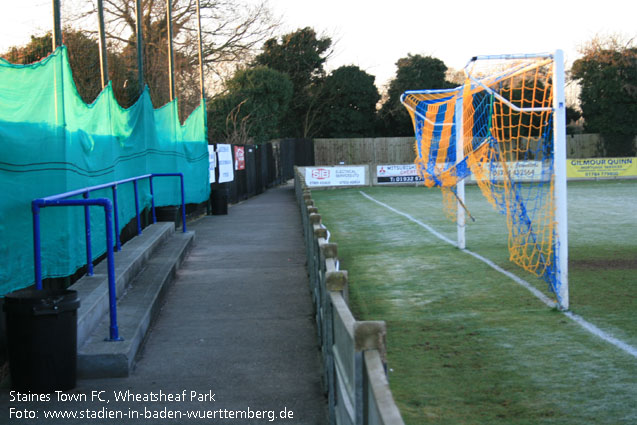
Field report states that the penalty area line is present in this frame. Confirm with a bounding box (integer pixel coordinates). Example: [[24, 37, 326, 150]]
[[358, 190, 637, 360]]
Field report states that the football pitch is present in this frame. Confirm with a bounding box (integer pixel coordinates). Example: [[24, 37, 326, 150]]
[[311, 179, 636, 425]]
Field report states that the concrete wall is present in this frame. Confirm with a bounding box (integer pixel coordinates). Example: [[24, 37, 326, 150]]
[[295, 170, 405, 425]]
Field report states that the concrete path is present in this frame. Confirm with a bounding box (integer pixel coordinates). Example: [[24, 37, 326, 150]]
[[1, 183, 328, 424]]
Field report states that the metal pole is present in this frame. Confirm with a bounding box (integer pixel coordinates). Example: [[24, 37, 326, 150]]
[[83, 192, 94, 276], [180, 174, 187, 233], [96, 0, 110, 88], [111, 185, 121, 251], [149, 176, 157, 223], [133, 180, 142, 235], [166, 0, 176, 101], [135, 0, 144, 93], [195, 0, 205, 100], [552, 49, 569, 311], [51, 0, 65, 127], [52, 0, 62, 50], [455, 89, 466, 250], [103, 201, 122, 341], [32, 203, 43, 290]]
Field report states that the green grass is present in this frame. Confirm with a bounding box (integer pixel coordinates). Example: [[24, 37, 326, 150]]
[[311, 180, 637, 425]]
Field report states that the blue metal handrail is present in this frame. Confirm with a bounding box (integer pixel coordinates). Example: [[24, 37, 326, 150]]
[[32, 173, 187, 341]]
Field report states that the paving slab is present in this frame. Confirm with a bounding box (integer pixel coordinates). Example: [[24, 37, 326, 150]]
[[0, 182, 328, 425]]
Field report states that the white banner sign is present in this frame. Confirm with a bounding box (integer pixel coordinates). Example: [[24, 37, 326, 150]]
[[305, 166, 367, 187], [207, 145, 216, 183], [375, 161, 546, 184], [471, 161, 545, 182], [376, 164, 424, 184], [216, 144, 234, 183]]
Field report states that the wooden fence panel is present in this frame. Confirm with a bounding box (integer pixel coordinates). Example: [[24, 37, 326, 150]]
[[313, 134, 632, 165], [314, 138, 415, 165]]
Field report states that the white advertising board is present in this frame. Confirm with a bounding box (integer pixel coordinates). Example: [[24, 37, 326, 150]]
[[217, 144, 234, 183], [470, 161, 545, 182], [375, 161, 546, 185], [207, 145, 216, 183], [376, 164, 424, 184], [304, 166, 367, 187]]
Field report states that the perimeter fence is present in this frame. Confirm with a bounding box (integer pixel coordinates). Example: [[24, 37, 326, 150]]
[[213, 139, 314, 204], [295, 167, 405, 425]]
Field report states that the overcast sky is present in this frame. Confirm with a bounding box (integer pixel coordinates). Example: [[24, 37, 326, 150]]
[[1, 0, 635, 88]]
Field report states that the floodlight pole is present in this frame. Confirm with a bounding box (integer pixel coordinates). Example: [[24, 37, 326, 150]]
[[552, 49, 569, 310], [51, 0, 65, 129], [195, 0, 206, 101], [135, 0, 144, 93], [455, 88, 466, 250], [52, 0, 62, 49], [97, 0, 109, 88], [166, 0, 176, 101]]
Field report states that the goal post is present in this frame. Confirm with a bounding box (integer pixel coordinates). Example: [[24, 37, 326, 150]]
[[552, 49, 569, 310], [455, 90, 466, 250], [401, 50, 569, 310]]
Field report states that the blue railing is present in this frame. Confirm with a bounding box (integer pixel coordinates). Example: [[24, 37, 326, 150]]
[[32, 173, 187, 341]]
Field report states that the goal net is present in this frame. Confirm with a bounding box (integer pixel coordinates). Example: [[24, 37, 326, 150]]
[[401, 52, 569, 310]]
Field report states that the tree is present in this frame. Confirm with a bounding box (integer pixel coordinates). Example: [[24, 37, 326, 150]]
[[114, 18, 198, 112], [378, 54, 451, 136], [69, 0, 279, 114], [207, 66, 293, 144], [566, 106, 582, 124], [566, 105, 583, 134], [253, 27, 332, 137], [315, 65, 380, 138], [86, 0, 277, 69], [571, 35, 637, 156], [1, 30, 137, 106], [2, 34, 52, 65]]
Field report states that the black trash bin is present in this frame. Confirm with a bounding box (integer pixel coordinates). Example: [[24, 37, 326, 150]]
[[3, 288, 80, 393], [211, 185, 229, 215]]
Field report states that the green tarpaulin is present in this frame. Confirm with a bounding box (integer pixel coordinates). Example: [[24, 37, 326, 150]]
[[0, 46, 209, 295]]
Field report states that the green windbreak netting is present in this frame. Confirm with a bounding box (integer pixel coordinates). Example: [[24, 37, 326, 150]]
[[0, 46, 210, 295]]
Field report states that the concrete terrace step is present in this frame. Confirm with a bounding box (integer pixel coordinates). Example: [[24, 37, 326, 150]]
[[77, 230, 194, 378], [71, 222, 175, 349]]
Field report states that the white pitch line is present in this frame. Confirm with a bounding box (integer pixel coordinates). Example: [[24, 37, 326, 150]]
[[359, 190, 637, 359]]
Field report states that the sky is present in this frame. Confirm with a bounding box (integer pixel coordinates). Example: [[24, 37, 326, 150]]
[[267, 0, 636, 87], [1, 0, 635, 89]]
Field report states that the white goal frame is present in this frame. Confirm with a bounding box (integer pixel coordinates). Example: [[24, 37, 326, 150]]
[[410, 50, 569, 311], [455, 50, 569, 310]]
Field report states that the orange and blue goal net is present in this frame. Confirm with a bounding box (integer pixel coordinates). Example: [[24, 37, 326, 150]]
[[402, 54, 568, 309]]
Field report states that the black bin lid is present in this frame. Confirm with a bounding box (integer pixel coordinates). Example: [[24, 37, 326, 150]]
[[3, 288, 80, 316]]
